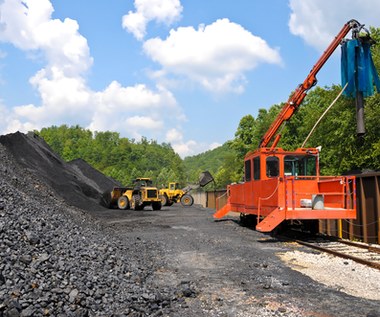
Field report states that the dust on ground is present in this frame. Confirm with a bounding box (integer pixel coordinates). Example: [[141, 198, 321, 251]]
[[278, 249, 380, 301]]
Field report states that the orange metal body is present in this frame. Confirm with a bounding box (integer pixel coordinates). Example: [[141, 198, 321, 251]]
[[214, 20, 362, 232], [214, 148, 356, 232]]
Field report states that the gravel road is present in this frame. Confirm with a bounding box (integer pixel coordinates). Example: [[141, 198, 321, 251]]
[[92, 206, 380, 317], [0, 132, 379, 317]]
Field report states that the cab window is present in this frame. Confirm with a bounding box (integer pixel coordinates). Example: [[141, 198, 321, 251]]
[[253, 157, 260, 180], [284, 155, 317, 176], [266, 157, 279, 177], [244, 160, 252, 181]]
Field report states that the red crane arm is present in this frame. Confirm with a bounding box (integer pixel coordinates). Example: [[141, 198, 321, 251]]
[[259, 19, 362, 148]]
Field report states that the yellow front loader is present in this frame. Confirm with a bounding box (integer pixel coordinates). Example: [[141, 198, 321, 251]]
[[159, 171, 214, 207], [110, 178, 162, 211]]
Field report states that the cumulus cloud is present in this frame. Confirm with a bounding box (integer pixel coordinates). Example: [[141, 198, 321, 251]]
[[165, 128, 197, 158], [0, 0, 92, 75], [0, 0, 93, 130], [122, 0, 183, 40], [289, 0, 380, 51], [165, 128, 221, 158], [0, 0, 186, 151], [88, 83, 180, 139], [143, 18, 282, 93]]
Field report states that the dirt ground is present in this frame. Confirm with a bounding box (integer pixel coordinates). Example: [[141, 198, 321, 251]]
[[92, 206, 380, 317]]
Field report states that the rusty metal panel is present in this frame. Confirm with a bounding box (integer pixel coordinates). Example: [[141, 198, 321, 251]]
[[320, 172, 380, 244], [206, 190, 227, 209]]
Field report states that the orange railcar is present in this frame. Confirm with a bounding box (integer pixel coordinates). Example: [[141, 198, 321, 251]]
[[214, 147, 356, 232]]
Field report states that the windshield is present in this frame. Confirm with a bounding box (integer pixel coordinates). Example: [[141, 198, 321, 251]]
[[284, 155, 317, 176]]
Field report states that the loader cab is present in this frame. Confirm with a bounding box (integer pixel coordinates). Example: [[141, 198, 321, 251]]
[[169, 182, 180, 190], [133, 178, 154, 188]]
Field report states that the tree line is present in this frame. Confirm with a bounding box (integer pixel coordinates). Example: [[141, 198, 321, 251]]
[[38, 125, 185, 188]]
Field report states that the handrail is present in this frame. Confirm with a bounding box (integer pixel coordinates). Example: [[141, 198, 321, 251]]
[[257, 179, 281, 224], [285, 175, 355, 210]]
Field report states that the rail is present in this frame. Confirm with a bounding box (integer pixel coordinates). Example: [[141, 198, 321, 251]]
[[294, 238, 380, 270]]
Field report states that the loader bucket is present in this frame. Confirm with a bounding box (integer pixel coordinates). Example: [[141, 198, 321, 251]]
[[199, 171, 214, 187]]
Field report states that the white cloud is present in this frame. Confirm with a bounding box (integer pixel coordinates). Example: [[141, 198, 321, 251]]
[[143, 18, 282, 93], [165, 128, 220, 158], [209, 142, 222, 150], [165, 128, 197, 157], [0, 0, 189, 156], [126, 116, 163, 129], [122, 0, 183, 40], [87, 83, 182, 142], [0, 0, 93, 130], [289, 0, 380, 51], [97, 81, 177, 111], [165, 128, 181, 143], [0, 0, 92, 75]]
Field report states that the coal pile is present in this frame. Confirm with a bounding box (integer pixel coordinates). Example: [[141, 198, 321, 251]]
[[0, 132, 119, 211], [0, 132, 187, 316], [68, 158, 122, 208]]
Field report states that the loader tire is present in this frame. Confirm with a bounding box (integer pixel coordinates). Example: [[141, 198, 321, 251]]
[[180, 194, 194, 207], [159, 194, 168, 206], [117, 196, 129, 210], [132, 195, 143, 210], [152, 201, 162, 210]]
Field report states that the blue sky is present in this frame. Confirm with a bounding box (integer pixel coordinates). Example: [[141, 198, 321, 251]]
[[0, 0, 379, 157]]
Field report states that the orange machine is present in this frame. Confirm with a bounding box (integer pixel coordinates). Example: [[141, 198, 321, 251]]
[[214, 19, 369, 232]]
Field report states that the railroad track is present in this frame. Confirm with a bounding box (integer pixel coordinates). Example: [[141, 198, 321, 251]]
[[293, 237, 380, 270]]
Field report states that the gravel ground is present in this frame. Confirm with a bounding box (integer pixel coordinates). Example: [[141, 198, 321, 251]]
[[0, 132, 380, 317], [278, 249, 380, 301]]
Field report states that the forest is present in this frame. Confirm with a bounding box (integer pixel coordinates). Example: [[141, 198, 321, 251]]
[[36, 27, 380, 190]]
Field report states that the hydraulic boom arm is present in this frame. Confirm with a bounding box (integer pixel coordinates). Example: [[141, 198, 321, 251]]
[[259, 19, 363, 148]]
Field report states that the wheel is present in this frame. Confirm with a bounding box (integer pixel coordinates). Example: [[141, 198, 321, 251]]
[[302, 220, 319, 235], [132, 194, 143, 210], [240, 213, 257, 227], [152, 202, 162, 210], [159, 194, 168, 206], [180, 194, 194, 207], [117, 196, 129, 210]]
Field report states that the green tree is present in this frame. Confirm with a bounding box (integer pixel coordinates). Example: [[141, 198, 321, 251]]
[[38, 125, 186, 186], [230, 114, 256, 159]]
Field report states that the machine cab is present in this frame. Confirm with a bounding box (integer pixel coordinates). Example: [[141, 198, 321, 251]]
[[244, 147, 319, 181]]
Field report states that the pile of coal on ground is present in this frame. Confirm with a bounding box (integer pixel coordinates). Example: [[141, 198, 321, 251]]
[[0, 132, 120, 211], [0, 135, 195, 316]]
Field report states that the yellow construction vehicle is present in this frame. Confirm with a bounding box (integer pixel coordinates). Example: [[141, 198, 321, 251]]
[[110, 177, 162, 210], [159, 171, 214, 207], [159, 182, 194, 207]]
